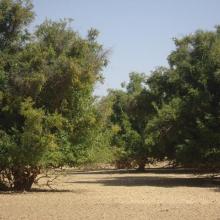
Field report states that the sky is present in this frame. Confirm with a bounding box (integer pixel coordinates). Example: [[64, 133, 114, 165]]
[[32, 0, 220, 96]]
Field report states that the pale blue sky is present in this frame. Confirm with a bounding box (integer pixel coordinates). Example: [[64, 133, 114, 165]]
[[32, 0, 220, 96]]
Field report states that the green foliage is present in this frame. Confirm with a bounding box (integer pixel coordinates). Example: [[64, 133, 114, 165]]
[[145, 27, 220, 168], [0, 0, 34, 50], [105, 73, 154, 170], [105, 27, 220, 170], [1, 0, 220, 191], [0, 0, 109, 190]]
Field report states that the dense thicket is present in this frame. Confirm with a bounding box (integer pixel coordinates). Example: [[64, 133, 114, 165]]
[[1, 0, 219, 191], [146, 28, 220, 168], [100, 73, 155, 170], [106, 27, 220, 170], [0, 0, 111, 190]]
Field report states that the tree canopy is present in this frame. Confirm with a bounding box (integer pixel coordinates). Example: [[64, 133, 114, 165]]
[[0, 0, 220, 191], [106, 27, 220, 170], [0, 0, 110, 190]]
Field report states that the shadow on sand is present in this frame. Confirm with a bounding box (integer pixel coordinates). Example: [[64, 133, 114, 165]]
[[1, 168, 219, 193], [65, 168, 220, 190], [0, 188, 86, 195], [70, 176, 220, 188], [64, 167, 199, 175], [64, 167, 220, 176]]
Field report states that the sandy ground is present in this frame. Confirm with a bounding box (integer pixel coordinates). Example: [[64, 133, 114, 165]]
[[0, 168, 220, 220]]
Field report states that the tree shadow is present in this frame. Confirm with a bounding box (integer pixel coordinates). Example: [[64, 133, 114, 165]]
[[64, 168, 131, 175], [64, 168, 214, 176], [69, 175, 220, 189], [0, 188, 86, 195], [214, 187, 220, 192]]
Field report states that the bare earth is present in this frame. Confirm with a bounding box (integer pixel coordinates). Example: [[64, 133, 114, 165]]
[[0, 168, 220, 220]]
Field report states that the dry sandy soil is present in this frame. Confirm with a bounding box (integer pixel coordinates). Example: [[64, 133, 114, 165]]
[[0, 168, 220, 220]]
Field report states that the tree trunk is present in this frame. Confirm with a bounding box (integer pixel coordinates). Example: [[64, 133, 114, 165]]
[[12, 166, 40, 191], [137, 160, 146, 172]]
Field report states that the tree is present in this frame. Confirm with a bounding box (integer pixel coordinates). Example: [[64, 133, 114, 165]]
[[145, 27, 220, 169], [0, 0, 34, 50], [0, 0, 108, 190], [106, 72, 155, 170], [107, 27, 220, 170]]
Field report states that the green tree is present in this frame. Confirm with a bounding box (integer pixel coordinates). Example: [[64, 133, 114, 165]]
[[145, 27, 220, 168], [0, 0, 108, 190], [106, 72, 155, 170]]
